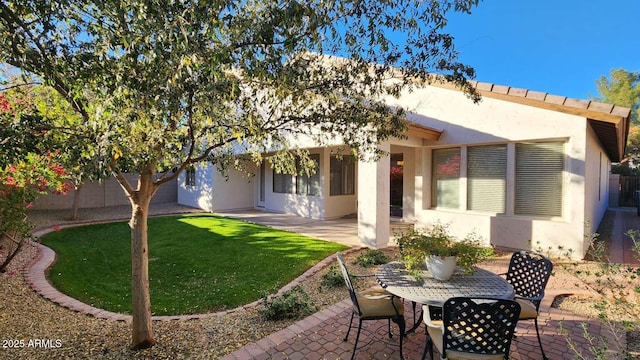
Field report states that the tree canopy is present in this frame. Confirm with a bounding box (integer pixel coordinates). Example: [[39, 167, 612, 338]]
[[0, 0, 481, 349], [594, 69, 640, 173], [594, 68, 639, 124]]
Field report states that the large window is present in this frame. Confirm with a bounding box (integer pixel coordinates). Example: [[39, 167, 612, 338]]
[[273, 154, 320, 195], [515, 142, 564, 216], [330, 156, 355, 196], [467, 145, 507, 213], [432, 148, 460, 209], [430, 141, 566, 217]]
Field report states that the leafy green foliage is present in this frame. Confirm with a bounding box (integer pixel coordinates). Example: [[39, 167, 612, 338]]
[[594, 69, 639, 124], [395, 223, 491, 276], [593, 69, 640, 175], [1, 92, 70, 271], [259, 286, 317, 321], [320, 264, 345, 289], [558, 226, 640, 358], [42, 214, 347, 315], [1, 0, 481, 345], [353, 249, 389, 268]]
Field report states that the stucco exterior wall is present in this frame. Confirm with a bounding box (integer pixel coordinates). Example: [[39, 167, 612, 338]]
[[177, 164, 255, 212], [384, 85, 596, 257], [174, 82, 617, 259], [583, 124, 611, 244], [178, 163, 215, 211]]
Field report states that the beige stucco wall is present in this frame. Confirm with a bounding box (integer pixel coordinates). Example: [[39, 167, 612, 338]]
[[175, 82, 612, 258], [383, 85, 602, 258], [178, 164, 255, 212]]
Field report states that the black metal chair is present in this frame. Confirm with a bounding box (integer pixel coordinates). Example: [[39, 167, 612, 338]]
[[505, 251, 554, 360], [422, 297, 521, 360], [336, 252, 406, 360]]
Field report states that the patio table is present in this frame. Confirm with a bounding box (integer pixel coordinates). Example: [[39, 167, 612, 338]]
[[376, 261, 515, 333], [376, 261, 515, 307]]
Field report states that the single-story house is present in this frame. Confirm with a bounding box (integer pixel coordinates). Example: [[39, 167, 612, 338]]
[[178, 79, 631, 259]]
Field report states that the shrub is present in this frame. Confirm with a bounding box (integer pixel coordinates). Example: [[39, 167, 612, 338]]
[[320, 265, 344, 289], [353, 249, 389, 268], [258, 286, 317, 321], [558, 226, 640, 359], [396, 223, 490, 276]]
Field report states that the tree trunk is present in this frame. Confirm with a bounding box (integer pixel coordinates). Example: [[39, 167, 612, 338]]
[[70, 182, 83, 221], [128, 173, 157, 349]]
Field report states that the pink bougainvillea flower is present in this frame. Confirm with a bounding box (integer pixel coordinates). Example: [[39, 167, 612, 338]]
[[0, 94, 11, 112]]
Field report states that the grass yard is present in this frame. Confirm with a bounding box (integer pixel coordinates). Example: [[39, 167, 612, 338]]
[[42, 214, 348, 315]]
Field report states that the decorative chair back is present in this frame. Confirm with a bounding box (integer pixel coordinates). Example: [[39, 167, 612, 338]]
[[336, 253, 362, 315], [442, 297, 521, 359], [505, 251, 553, 309]]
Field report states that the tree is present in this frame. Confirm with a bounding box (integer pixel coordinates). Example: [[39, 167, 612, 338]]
[[0, 0, 480, 349], [593, 69, 640, 174], [594, 69, 639, 124]]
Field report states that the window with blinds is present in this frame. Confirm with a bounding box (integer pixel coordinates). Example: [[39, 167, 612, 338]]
[[273, 154, 320, 195], [330, 156, 355, 196], [467, 145, 507, 213], [273, 172, 294, 193], [297, 154, 321, 196], [515, 142, 564, 216], [432, 148, 460, 209]]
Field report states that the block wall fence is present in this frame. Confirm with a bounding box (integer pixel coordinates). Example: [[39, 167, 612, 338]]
[[32, 174, 177, 210]]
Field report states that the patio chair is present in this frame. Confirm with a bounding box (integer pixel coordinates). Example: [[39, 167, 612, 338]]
[[422, 297, 521, 360], [336, 253, 406, 360], [504, 251, 554, 360]]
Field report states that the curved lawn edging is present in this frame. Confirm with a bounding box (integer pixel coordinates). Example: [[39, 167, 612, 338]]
[[24, 223, 360, 321]]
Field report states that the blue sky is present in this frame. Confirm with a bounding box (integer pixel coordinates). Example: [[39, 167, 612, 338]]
[[444, 1, 639, 100]]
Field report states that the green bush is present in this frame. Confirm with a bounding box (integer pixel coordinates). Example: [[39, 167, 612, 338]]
[[258, 286, 317, 321], [320, 265, 344, 289], [353, 249, 389, 268]]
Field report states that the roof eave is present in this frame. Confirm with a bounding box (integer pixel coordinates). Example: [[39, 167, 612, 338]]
[[430, 80, 631, 162]]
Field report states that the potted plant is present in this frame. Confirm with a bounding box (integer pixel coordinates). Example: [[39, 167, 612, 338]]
[[395, 222, 492, 280]]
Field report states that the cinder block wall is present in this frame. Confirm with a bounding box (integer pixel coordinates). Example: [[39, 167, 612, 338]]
[[32, 174, 177, 210]]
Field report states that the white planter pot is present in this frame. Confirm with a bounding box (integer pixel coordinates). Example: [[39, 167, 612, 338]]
[[425, 255, 457, 281]]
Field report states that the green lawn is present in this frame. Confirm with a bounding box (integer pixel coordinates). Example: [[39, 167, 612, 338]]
[[42, 214, 348, 315]]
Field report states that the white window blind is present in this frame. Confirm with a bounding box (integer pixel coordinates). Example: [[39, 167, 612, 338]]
[[273, 172, 293, 194], [297, 154, 321, 196], [432, 148, 460, 209], [467, 145, 507, 213], [515, 142, 564, 216]]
